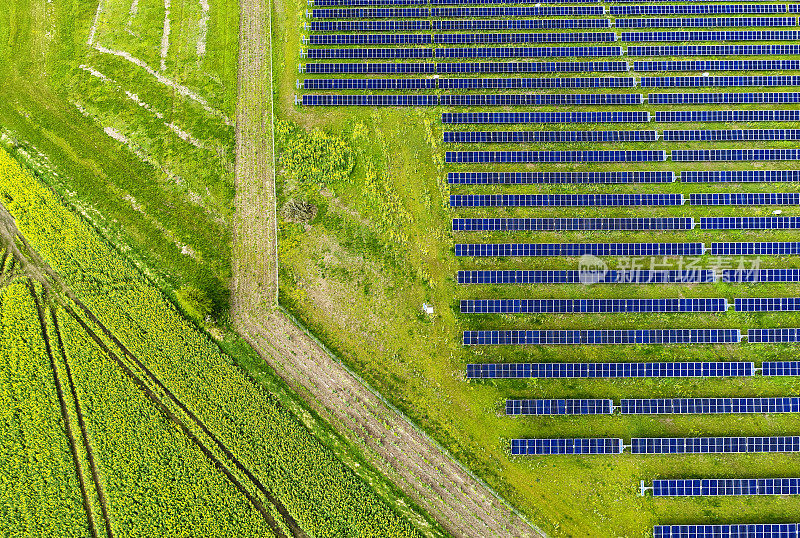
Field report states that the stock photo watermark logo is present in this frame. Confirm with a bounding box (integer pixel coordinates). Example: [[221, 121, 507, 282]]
[[578, 255, 609, 285], [577, 255, 762, 285]]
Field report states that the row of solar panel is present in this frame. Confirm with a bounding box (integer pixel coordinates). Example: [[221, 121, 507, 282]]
[[693, 193, 800, 204], [445, 130, 800, 143], [302, 78, 636, 89], [311, 0, 606, 4], [456, 243, 800, 256], [457, 270, 715, 284], [310, 6, 615, 16], [447, 171, 676, 184], [615, 17, 796, 28], [309, 7, 428, 16], [651, 93, 800, 103], [435, 47, 623, 58], [511, 437, 800, 455], [442, 112, 649, 123], [750, 328, 800, 342], [440, 94, 644, 105], [663, 130, 800, 141], [307, 20, 617, 31], [433, 33, 618, 44], [674, 149, 800, 161], [511, 438, 623, 455], [452, 217, 692, 231], [507, 398, 800, 415], [635, 60, 800, 70], [654, 478, 800, 497], [304, 62, 634, 73], [654, 524, 799, 538], [683, 170, 800, 182], [738, 298, 800, 311], [701, 217, 800, 229], [446, 151, 667, 163], [611, 5, 788, 15], [450, 194, 684, 206], [629, 45, 800, 55], [660, 110, 800, 121], [463, 329, 741, 345], [305, 48, 433, 58], [643, 75, 800, 86], [465, 362, 756, 379], [622, 30, 800, 41], [461, 298, 727, 313]]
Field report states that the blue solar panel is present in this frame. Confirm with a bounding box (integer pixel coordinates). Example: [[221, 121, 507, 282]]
[[461, 298, 726, 313], [308, 20, 430, 31], [763, 362, 800, 376], [632, 437, 800, 454], [682, 170, 800, 182], [435, 61, 629, 73], [695, 192, 800, 204], [623, 31, 800, 42], [511, 438, 622, 455], [435, 46, 623, 58], [307, 34, 431, 45], [431, 6, 603, 16], [433, 33, 617, 44], [303, 79, 437, 90], [445, 130, 655, 143], [439, 77, 635, 89], [663, 129, 800, 141], [440, 94, 643, 106], [306, 48, 433, 59], [448, 171, 674, 184], [443, 112, 648, 123], [611, 5, 786, 15], [453, 217, 691, 230], [310, 7, 429, 17], [304, 63, 435, 74], [711, 243, 800, 255], [654, 524, 800, 538], [635, 60, 800, 71], [447, 151, 666, 163], [737, 298, 800, 312], [312, 0, 427, 6], [456, 243, 703, 257], [303, 95, 438, 106], [750, 329, 800, 343], [463, 329, 739, 345], [432, 0, 602, 3], [630, 45, 800, 56], [457, 269, 714, 284], [434, 19, 612, 30], [653, 479, 800, 497], [621, 398, 800, 414], [642, 75, 800, 88], [702, 217, 800, 229], [723, 269, 800, 283], [450, 194, 683, 207], [466, 362, 754, 379], [673, 149, 800, 161], [616, 17, 796, 28], [506, 399, 613, 415], [658, 110, 800, 122]]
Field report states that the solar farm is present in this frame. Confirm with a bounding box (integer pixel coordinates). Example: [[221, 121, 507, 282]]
[[288, 0, 800, 534]]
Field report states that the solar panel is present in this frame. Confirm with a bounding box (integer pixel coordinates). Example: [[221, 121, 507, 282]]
[[623, 31, 800, 42], [682, 170, 800, 182], [466, 362, 754, 379], [456, 243, 703, 257], [303, 95, 438, 106], [452, 217, 691, 230], [723, 269, 800, 283], [611, 5, 786, 15], [663, 129, 800, 141], [635, 60, 800, 71], [456, 269, 715, 284], [631, 437, 800, 454], [303, 79, 437, 90], [435, 46, 623, 58], [433, 33, 618, 44], [463, 329, 740, 345], [737, 298, 800, 311], [445, 130, 656, 143], [621, 398, 800, 414], [510, 438, 623, 455], [447, 151, 666, 163], [308, 20, 431, 31], [693, 194, 800, 205], [749, 328, 800, 343], [448, 171, 675, 184], [438, 77, 635, 89], [460, 298, 726, 313], [450, 194, 683, 206], [763, 361, 800, 376], [673, 149, 800, 161], [312, 0, 428, 6], [440, 94, 643, 106], [630, 45, 800, 56], [304, 63, 435, 74], [442, 111, 649, 123], [310, 7, 429, 17], [652, 479, 800, 497], [435, 61, 629, 73], [307, 34, 432, 45], [616, 17, 796, 28], [433, 19, 612, 30], [642, 75, 800, 88], [654, 524, 800, 538], [657, 110, 800, 122], [432, 0, 602, 3], [431, 6, 604, 16], [702, 217, 800, 229], [306, 48, 433, 59], [711, 243, 800, 255], [506, 399, 613, 415]]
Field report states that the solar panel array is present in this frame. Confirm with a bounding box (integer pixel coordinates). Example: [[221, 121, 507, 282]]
[[438, 77, 636, 89], [658, 110, 800, 122], [702, 217, 800, 229], [305, 47, 433, 59], [663, 129, 800, 141], [440, 94, 643, 106], [457, 269, 714, 285], [307, 34, 431, 45], [623, 31, 800, 41], [723, 269, 800, 282], [448, 172, 675, 184], [636, 60, 800, 71], [456, 243, 704, 257], [631, 437, 800, 454], [307, 20, 430, 31], [445, 130, 656, 143], [651, 93, 800, 105], [309, 7, 429, 17], [461, 298, 727, 314], [737, 298, 800, 312], [620, 398, 800, 414], [763, 362, 800, 376], [682, 170, 800, 182], [447, 151, 667, 163], [430, 6, 605, 17], [434, 20, 613, 30], [450, 194, 684, 207], [442, 111, 649, 123], [673, 149, 800, 161], [642, 75, 800, 87], [654, 525, 800, 538], [452, 217, 692, 231], [303, 63, 435, 74], [463, 329, 740, 345], [631, 45, 800, 56], [711, 242, 800, 255], [466, 362, 755, 379], [616, 17, 796, 28], [653, 479, 800, 497], [436, 61, 629, 73], [691, 193, 800, 205], [749, 328, 800, 343], [303, 95, 437, 106], [511, 438, 623, 455], [611, 5, 787, 15], [435, 47, 624, 58], [506, 399, 614, 415], [433, 33, 618, 44]]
